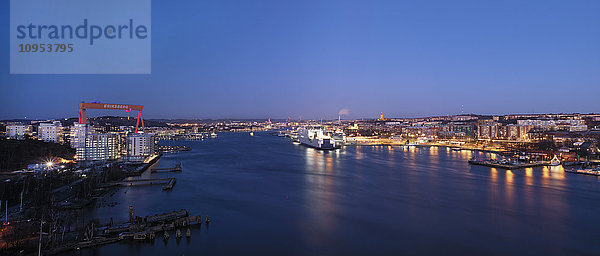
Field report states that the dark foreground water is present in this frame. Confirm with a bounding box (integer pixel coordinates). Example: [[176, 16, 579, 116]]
[[67, 132, 600, 255]]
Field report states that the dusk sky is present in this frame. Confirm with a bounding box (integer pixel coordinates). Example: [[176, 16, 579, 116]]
[[1, 0, 599, 120]]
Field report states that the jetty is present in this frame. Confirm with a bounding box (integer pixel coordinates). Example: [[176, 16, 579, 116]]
[[100, 178, 176, 190], [152, 163, 182, 173], [123, 154, 161, 176], [162, 178, 177, 190], [46, 209, 204, 255]]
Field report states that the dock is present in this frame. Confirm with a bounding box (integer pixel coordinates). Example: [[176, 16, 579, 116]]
[[152, 163, 182, 173], [100, 178, 176, 188], [162, 178, 177, 190], [123, 154, 161, 176], [45, 209, 204, 255]]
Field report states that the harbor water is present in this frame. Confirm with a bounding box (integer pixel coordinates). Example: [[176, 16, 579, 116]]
[[66, 132, 600, 255]]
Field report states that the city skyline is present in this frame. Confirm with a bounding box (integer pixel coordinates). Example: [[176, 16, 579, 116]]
[[2, 0, 600, 119], [3, 0, 600, 255], [2, 111, 600, 123]]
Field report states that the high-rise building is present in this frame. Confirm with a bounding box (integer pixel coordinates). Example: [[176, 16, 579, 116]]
[[70, 123, 88, 148], [82, 133, 121, 161], [71, 122, 122, 162], [126, 133, 156, 162], [38, 121, 62, 143], [6, 124, 32, 140], [70, 123, 88, 160]]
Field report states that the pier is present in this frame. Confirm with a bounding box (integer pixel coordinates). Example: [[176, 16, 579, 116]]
[[100, 178, 176, 188], [152, 163, 182, 173], [44, 209, 204, 255], [123, 154, 161, 176], [162, 178, 177, 190]]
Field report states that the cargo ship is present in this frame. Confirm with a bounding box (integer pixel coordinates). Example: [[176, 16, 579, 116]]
[[298, 127, 341, 150]]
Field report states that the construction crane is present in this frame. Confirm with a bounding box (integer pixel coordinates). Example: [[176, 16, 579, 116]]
[[78, 102, 145, 133]]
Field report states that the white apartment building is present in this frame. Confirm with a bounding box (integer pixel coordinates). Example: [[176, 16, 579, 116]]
[[81, 133, 121, 161], [126, 133, 156, 162], [70, 123, 88, 149], [517, 119, 587, 131], [570, 125, 588, 132], [38, 121, 62, 143], [6, 124, 32, 140]]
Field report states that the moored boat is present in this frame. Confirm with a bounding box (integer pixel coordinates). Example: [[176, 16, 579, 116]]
[[297, 126, 341, 150], [550, 155, 561, 166]]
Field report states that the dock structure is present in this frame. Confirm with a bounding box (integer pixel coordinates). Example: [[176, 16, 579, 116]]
[[99, 178, 176, 191], [162, 178, 177, 190], [145, 209, 188, 223], [152, 163, 182, 173], [100, 178, 173, 187], [47, 209, 204, 254]]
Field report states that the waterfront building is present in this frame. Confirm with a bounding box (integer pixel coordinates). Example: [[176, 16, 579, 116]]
[[6, 124, 32, 140], [70, 122, 122, 162], [38, 121, 62, 143], [70, 123, 88, 148], [126, 133, 157, 162], [477, 123, 500, 140], [503, 124, 533, 141], [402, 126, 431, 138], [448, 123, 476, 138], [82, 133, 121, 161], [517, 119, 586, 131]]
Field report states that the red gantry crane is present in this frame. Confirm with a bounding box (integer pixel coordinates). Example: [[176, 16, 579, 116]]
[[78, 102, 145, 133]]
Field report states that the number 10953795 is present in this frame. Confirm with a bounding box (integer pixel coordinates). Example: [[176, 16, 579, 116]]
[[19, 43, 73, 53]]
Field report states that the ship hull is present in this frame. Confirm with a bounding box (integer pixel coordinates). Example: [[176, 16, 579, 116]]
[[299, 139, 336, 150], [297, 128, 340, 150]]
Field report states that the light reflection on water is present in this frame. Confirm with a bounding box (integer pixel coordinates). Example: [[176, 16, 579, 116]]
[[68, 133, 600, 256], [303, 148, 338, 247], [505, 170, 514, 209], [525, 168, 534, 186]]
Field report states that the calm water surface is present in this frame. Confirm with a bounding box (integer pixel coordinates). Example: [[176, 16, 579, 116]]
[[67, 132, 600, 255]]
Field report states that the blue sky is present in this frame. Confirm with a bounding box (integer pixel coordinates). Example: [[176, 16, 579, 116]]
[[1, 0, 599, 120]]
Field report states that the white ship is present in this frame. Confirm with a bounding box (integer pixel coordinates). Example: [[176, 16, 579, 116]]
[[550, 155, 561, 166], [298, 127, 341, 150]]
